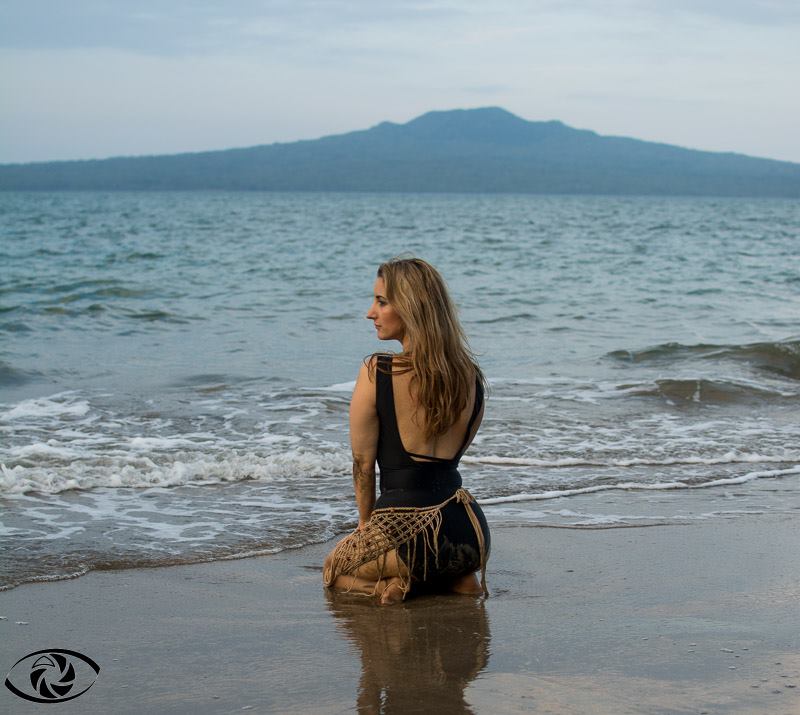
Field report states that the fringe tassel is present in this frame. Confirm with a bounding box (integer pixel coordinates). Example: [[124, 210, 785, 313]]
[[323, 487, 488, 598], [455, 489, 489, 597]]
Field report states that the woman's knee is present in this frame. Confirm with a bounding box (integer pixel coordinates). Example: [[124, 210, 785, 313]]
[[322, 550, 335, 579]]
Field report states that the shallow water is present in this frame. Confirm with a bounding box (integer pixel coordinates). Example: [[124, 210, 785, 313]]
[[1, 191, 799, 589]]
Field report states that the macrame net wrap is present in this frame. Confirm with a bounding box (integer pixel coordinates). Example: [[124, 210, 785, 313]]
[[323, 487, 488, 599]]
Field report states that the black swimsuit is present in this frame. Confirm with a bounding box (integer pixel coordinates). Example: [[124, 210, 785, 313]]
[[373, 355, 491, 589]]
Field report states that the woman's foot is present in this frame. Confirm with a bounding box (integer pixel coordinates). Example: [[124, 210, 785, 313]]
[[378, 577, 405, 605], [450, 572, 484, 595]]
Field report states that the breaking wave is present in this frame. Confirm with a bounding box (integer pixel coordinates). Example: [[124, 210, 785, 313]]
[[608, 338, 800, 380]]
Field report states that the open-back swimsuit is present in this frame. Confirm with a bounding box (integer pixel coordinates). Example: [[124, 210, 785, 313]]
[[374, 355, 490, 590], [323, 355, 491, 597]]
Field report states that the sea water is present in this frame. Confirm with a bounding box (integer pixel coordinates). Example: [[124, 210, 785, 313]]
[[1, 191, 799, 589]]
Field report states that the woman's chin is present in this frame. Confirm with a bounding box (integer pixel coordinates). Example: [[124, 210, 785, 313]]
[[376, 330, 403, 343]]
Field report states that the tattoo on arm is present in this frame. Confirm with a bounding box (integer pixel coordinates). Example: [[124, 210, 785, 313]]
[[353, 459, 375, 485], [352, 457, 376, 525]]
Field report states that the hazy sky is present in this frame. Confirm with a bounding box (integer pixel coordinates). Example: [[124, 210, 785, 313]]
[[2, 1, 799, 163]]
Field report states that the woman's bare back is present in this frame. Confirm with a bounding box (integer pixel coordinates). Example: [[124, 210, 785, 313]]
[[390, 370, 482, 462]]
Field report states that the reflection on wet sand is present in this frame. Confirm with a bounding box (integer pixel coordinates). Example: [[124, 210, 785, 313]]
[[326, 592, 491, 714]]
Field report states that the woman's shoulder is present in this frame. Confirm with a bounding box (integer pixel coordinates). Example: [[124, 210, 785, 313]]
[[364, 351, 395, 368], [358, 352, 392, 384]]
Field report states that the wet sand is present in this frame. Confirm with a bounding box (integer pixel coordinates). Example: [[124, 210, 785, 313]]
[[1, 516, 799, 714]]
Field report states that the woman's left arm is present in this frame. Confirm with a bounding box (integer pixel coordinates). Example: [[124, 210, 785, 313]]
[[349, 360, 379, 529]]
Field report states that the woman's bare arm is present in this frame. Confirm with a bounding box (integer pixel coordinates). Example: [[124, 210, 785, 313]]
[[349, 360, 379, 528]]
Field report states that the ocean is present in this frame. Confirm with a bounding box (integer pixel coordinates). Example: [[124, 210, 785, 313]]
[[1, 191, 799, 591]]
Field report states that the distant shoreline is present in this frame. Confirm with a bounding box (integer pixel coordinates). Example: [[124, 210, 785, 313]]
[[2, 188, 800, 200]]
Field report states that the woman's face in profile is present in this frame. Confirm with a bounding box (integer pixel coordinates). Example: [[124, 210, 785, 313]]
[[367, 277, 405, 344]]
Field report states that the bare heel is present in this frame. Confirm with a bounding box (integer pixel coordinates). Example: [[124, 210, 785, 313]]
[[450, 572, 484, 595], [379, 577, 405, 605]]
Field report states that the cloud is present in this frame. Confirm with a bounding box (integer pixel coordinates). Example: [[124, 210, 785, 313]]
[[460, 84, 511, 95], [531, 0, 800, 27], [640, 0, 800, 26], [0, 1, 468, 55], [1, 0, 799, 162]]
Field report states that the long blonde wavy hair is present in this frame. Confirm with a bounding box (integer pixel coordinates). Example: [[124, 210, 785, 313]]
[[373, 257, 486, 439]]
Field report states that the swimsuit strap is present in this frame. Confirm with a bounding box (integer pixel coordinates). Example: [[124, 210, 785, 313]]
[[376, 354, 406, 461], [456, 376, 484, 457]]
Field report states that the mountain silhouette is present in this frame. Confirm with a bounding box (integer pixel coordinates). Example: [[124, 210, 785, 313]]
[[2, 107, 798, 196]]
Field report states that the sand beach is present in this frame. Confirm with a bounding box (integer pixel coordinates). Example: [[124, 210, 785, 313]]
[[2, 515, 798, 714]]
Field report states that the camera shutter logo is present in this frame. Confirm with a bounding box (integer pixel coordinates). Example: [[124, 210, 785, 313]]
[[4, 649, 100, 704]]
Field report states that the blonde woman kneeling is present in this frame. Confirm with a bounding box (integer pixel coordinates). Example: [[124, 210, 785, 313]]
[[323, 257, 490, 605]]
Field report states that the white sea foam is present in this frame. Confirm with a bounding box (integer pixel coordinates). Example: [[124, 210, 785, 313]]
[[480, 464, 800, 505], [462, 451, 800, 469], [0, 566, 91, 591], [1, 394, 91, 421], [8, 442, 86, 460], [0, 447, 352, 495], [255, 433, 301, 445], [127, 436, 209, 450], [320, 380, 356, 392], [487, 507, 771, 528]]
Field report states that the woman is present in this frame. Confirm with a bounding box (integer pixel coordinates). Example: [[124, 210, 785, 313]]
[[323, 257, 490, 605]]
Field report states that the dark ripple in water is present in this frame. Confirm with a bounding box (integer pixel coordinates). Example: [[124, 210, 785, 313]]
[[618, 378, 797, 404], [609, 339, 800, 380], [0, 361, 40, 386]]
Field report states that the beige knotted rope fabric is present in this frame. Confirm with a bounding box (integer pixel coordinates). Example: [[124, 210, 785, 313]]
[[323, 487, 488, 598]]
